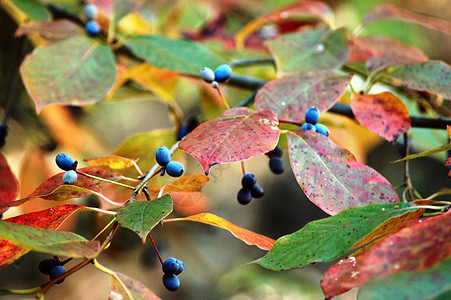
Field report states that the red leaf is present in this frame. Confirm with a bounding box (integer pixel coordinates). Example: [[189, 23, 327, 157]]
[[0, 205, 84, 267], [0, 154, 19, 213], [321, 211, 451, 298], [350, 92, 411, 142], [445, 157, 451, 178], [179, 107, 280, 174]]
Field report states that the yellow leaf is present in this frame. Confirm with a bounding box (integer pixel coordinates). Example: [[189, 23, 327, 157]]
[[84, 155, 138, 170], [117, 13, 153, 35]]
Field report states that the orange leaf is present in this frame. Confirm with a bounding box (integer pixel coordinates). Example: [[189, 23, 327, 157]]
[[150, 174, 209, 194], [0, 154, 19, 213], [84, 155, 138, 170]]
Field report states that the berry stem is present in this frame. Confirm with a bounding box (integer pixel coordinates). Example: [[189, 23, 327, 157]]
[[215, 85, 231, 110], [402, 133, 415, 202], [76, 170, 136, 190], [240, 161, 246, 176], [148, 233, 164, 265]]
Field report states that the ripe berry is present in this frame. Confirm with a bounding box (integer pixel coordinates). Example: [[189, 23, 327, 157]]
[[315, 123, 330, 137], [174, 260, 184, 275], [269, 156, 284, 175], [165, 161, 184, 177], [211, 81, 218, 89], [162, 274, 180, 292], [176, 126, 189, 141], [55, 153, 76, 171], [214, 64, 232, 82], [237, 188, 252, 205], [241, 173, 256, 189], [84, 4, 98, 20], [163, 258, 178, 274], [156, 146, 171, 167], [200, 67, 215, 83], [86, 20, 100, 36], [305, 106, 320, 125], [0, 124, 8, 148], [63, 170, 78, 184], [49, 265, 66, 284], [38, 258, 58, 275], [250, 184, 264, 198], [301, 123, 316, 132], [272, 146, 283, 158]]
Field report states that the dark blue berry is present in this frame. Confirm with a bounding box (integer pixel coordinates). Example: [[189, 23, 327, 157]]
[[200, 67, 215, 83], [38, 258, 58, 275], [250, 184, 264, 198], [165, 161, 184, 177], [84, 4, 98, 20], [301, 123, 316, 132], [305, 107, 320, 125], [241, 173, 256, 189], [156, 146, 171, 167], [315, 123, 330, 137], [214, 64, 232, 82], [237, 188, 252, 205], [174, 260, 184, 275], [62, 170, 77, 184], [162, 274, 180, 292], [0, 124, 8, 148], [176, 125, 189, 141], [55, 153, 76, 171], [86, 20, 100, 36], [272, 146, 283, 157], [162, 258, 179, 274], [269, 156, 284, 175], [49, 265, 66, 284]]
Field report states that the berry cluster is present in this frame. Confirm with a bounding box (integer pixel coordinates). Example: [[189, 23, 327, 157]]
[[84, 4, 100, 36], [237, 173, 264, 205], [38, 258, 66, 284], [162, 257, 184, 291], [267, 146, 284, 175], [155, 146, 184, 177], [201, 64, 232, 87], [301, 107, 330, 137], [56, 153, 78, 184]]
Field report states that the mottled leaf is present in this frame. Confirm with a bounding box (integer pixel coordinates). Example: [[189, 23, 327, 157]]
[[0, 154, 19, 212], [150, 174, 209, 194], [179, 107, 280, 174], [0, 221, 99, 258], [288, 130, 399, 215], [84, 155, 138, 170], [254, 203, 422, 271], [110, 272, 161, 300], [255, 71, 351, 122], [393, 142, 451, 162], [20, 36, 117, 113], [15, 20, 83, 41], [386, 60, 451, 99], [165, 213, 275, 250], [266, 28, 348, 76], [116, 195, 173, 239], [127, 35, 227, 75], [350, 92, 411, 142], [321, 211, 451, 298]]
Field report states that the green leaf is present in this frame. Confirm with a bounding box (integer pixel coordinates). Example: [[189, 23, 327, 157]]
[[116, 195, 173, 239], [265, 28, 348, 76], [254, 203, 421, 271], [11, 0, 51, 21], [0, 221, 99, 258], [127, 35, 227, 75], [358, 257, 451, 300], [393, 142, 451, 162], [20, 36, 117, 113]]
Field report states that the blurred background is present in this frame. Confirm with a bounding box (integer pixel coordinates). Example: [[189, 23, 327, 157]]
[[0, 0, 450, 299]]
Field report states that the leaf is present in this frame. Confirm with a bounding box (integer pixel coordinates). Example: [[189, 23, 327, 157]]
[[361, 3, 451, 36], [255, 71, 351, 122], [0, 220, 99, 258], [265, 28, 348, 76], [254, 203, 422, 271], [350, 92, 411, 142], [321, 211, 451, 298], [0, 153, 19, 212], [288, 130, 399, 215], [15, 20, 84, 41], [127, 35, 227, 75], [386, 60, 451, 99], [10, 0, 51, 22], [84, 155, 138, 170], [116, 195, 173, 240], [0, 205, 85, 267], [150, 174, 209, 194], [166, 213, 275, 250], [179, 107, 280, 174], [393, 142, 451, 162], [20, 35, 117, 113], [110, 272, 161, 300], [446, 157, 451, 179], [235, 0, 334, 49]]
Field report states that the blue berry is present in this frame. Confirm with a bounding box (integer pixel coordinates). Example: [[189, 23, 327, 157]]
[[272, 146, 283, 158], [200, 67, 215, 83], [305, 106, 320, 124], [211, 81, 218, 88], [84, 4, 98, 20], [0, 124, 7, 148], [315, 123, 330, 137], [165, 161, 184, 177], [237, 188, 252, 205], [162, 258, 179, 274], [269, 156, 284, 175], [214, 64, 232, 82], [63, 170, 78, 184], [174, 260, 184, 275], [49, 265, 66, 284], [55, 153, 76, 171], [301, 123, 316, 132], [86, 20, 100, 36], [38, 258, 58, 275], [176, 126, 189, 141], [162, 274, 180, 292], [250, 184, 264, 198], [156, 146, 171, 167], [241, 173, 256, 189]]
